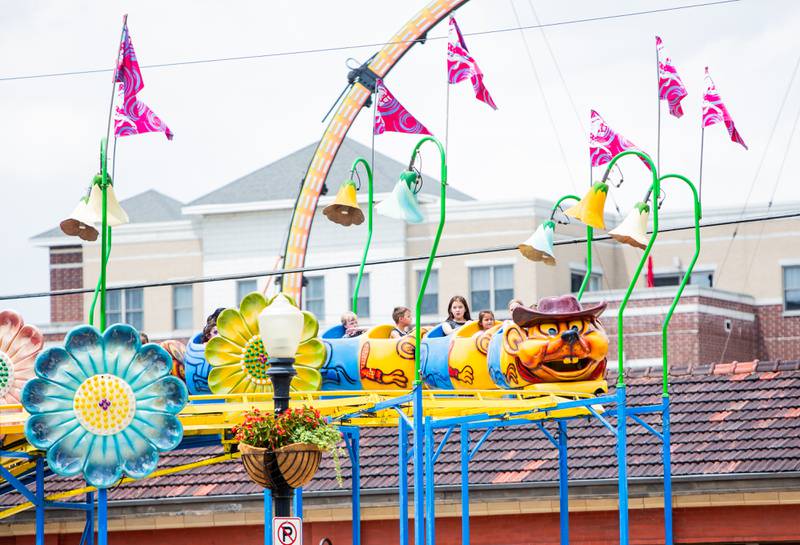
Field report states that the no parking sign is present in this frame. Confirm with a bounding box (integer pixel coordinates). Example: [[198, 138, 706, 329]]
[[273, 517, 302, 545]]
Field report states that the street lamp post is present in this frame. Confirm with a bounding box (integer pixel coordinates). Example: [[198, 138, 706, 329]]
[[258, 294, 305, 517]]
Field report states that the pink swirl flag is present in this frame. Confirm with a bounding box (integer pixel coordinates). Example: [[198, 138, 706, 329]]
[[656, 36, 687, 118], [447, 17, 497, 110], [702, 67, 747, 149], [373, 80, 431, 136], [114, 24, 173, 140], [589, 110, 650, 169]]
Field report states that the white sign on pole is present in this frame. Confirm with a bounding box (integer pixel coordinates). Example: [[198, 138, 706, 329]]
[[273, 517, 302, 545]]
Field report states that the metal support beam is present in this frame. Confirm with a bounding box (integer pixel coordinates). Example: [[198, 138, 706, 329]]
[[0, 462, 37, 504], [460, 426, 470, 545], [630, 414, 663, 441], [663, 397, 674, 545], [97, 489, 107, 545], [432, 425, 453, 465], [35, 457, 44, 545], [424, 416, 435, 545], [617, 387, 629, 545], [412, 385, 424, 545], [292, 488, 303, 520], [587, 405, 618, 437], [264, 488, 273, 545], [535, 421, 558, 448], [344, 427, 362, 545], [399, 417, 409, 545], [469, 428, 494, 461], [558, 421, 569, 545]]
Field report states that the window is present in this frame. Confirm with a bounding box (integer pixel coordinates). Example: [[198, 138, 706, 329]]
[[173, 285, 193, 330], [236, 279, 257, 303], [348, 273, 370, 317], [106, 288, 144, 330], [784, 266, 800, 311], [653, 271, 713, 288], [303, 276, 325, 319], [469, 265, 513, 312], [690, 270, 713, 288], [416, 269, 439, 315], [652, 273, 681, 287], [570, 270, 602, 293]]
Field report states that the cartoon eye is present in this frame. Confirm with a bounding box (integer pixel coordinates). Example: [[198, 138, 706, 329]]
[[568, 320, 584, 333], [539, 322, 558, 336]]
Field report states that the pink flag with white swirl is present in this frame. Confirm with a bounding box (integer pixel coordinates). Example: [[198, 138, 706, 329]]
[[447, 17, 497, 110], [373, 80, 431, 136], [702, 67, 747, 149], [656, 36, 687, 118], [114, 24, 173, 140], [589, 110, 650, 169]]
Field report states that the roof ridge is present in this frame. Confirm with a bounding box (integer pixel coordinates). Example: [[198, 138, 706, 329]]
[[607, 359, 800, 379]]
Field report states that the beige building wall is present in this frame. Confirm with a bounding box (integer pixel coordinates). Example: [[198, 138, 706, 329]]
[[82, 230, 203, 340]]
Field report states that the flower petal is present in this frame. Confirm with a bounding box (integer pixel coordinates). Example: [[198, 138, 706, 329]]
[[83, 435, 123, 488], [21, 378, 75, 414], [135, 376, 187, 414], [47, 427, 91, 477], [12, 353, 37, 373], [216, 309, 253, 347], [0, 310, 23, 353], [118, 427, 159, 479], [64, 326, 105, 376], [26, 410, 79, 450], [130, 412, 183, 451], [103, 324, 141, 377], [295, 339, 325, 369], [6, 324, 44, 362], [300, 311, 319, 343], [34, 347, 86, 387], [125, 345, 171, 390], [291, 365, 322, 391], [239, 292, 267, 337], [205, 336, 244, 367], [208, 364, 247, 393]]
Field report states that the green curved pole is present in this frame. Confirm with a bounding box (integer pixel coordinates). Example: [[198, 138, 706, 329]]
[[409, 136, 447, 385], [350, 158, 374, 315], [598, 150, 660, 387], [99, 138, 109, 331], [550, 194, 593, 300], [88, 228, 112, 326], [658, 174, 702, 397]]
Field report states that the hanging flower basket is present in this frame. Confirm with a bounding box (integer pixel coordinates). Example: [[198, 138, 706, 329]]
[[238, 442, 322, 490], [233, 406, 344, 489]]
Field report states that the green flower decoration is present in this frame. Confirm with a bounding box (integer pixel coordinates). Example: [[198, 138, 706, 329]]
[[205, 293, 325, 393]]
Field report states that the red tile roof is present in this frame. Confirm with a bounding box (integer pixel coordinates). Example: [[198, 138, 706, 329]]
[[3, 360, 800, 508]]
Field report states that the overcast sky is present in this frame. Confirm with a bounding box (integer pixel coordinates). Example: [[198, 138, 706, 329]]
[[1, 0, 798, 324]]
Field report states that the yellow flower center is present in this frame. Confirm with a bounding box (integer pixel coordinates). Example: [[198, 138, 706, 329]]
[[73, 374, 136, 436], [241, 335, 270, 386], [0, 350, 12, 398]]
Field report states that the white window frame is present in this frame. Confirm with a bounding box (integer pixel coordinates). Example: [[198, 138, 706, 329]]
[[348, 272, 370, 318], [172, 285, 193, 331], [302, 276, 326, 320], [569, 265, 603, 293], [783, 265, 800, 314], [415, 268, 439, 318], [236, 279, 258, 303], [106, 288, 144, 330], [468, 264, 514, 313]]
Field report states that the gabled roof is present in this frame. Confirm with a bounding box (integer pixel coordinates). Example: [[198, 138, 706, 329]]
[[187, 138, 473, 207], [3, 360, 798, 507], [31, 190, 185, 241]]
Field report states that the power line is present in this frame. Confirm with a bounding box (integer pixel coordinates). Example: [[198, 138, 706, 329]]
[[0, 0, 741, 83], [2, 208, 796, 302]]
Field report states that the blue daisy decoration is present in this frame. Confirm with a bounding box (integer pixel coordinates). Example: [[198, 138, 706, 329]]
[[21, 324, 188, 488]]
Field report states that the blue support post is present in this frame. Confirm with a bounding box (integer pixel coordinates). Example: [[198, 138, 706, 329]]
[[350, 428, 362, 545], [412, 385, 424, 545], [460, 426, 470, 545], [663, 397, 673, 545], [617, 387, 629, 545], [424, 416, 435, 545], [97, 488, 107, 545], [399, 417, 409, 545], [293, 488, 303, 519], [557, 421, 569, 545], [86, 492, 95, 545], [35, 457, 44, 545], [264, 488, 273, 545]]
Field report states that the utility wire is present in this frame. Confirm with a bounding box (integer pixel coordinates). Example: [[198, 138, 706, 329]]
[[0, 0, 741, 83], [2, 209, 796, 302]]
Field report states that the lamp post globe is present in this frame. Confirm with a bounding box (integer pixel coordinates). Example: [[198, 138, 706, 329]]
[[257, 293, 305, 517]]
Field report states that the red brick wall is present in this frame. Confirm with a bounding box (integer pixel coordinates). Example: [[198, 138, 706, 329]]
[[757, 304, 800, 360], [7, 504, 800, 545], [49, 246, 83, 324]]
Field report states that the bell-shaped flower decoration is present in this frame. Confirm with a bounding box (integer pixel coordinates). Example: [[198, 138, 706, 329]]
[[59, 175, 130, 240], [564, 182, 609, 230], [323, 179, 364, 226], [609, 202, 650, 250], [518, 221, 556, 265], [375, 171, 424, 224]]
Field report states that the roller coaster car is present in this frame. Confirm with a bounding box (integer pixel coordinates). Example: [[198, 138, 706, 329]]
[[421, 321, 502, 390], [320, 325, 361, 391]]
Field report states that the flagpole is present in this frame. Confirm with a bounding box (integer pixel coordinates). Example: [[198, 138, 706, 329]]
[[444, 68, 451, 159], [698, 125, 705, 203], [105, 14, 127, 145], [656, 38, 661, 176]]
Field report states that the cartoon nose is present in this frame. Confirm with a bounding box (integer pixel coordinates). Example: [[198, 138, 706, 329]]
[[560, 329, 579, 345]]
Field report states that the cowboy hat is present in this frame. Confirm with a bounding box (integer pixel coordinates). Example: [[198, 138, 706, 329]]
[[512, 295, 607, 328]]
